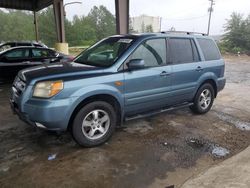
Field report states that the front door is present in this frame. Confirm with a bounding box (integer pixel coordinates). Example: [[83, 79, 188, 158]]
[[123, 38, 172, 116]]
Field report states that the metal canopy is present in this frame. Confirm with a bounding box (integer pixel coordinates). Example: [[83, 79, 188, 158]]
[[0, 0, 53, 11]]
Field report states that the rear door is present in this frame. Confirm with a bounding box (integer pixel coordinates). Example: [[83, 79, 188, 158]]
[[167, 37, 203, 104], [0, 48, 31, 78], [196, 38, 224, 79], [123, 38, 172, 115]]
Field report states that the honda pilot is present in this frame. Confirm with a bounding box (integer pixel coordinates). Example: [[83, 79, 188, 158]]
[[10, 32, 226, 147]]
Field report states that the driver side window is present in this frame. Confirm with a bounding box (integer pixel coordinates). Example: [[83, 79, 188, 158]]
[[129, 38, 166, 67]]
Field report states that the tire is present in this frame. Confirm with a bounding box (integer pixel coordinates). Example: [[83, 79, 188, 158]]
[[72, 101, 117, 147], [190, 83, 215, 114]]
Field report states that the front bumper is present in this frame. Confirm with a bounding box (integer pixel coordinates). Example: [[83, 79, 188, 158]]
[[10, 92, 76, 131], [10, 98, 36, 127]]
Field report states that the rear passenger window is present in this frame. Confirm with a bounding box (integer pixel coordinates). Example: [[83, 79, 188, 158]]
[[5, 49, 30, 58], [168, 38, 199, 64], [197, 38, 221, 61], [129, 38, 166, 67]]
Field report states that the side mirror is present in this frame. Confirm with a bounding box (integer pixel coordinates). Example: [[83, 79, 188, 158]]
[[127, 59, 145, 70]]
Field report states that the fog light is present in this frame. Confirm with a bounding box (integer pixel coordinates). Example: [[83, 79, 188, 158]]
[[35, 122, 46, 129]]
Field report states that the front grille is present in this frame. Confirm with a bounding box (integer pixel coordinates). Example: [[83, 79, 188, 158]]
[[12, 77, 26, 96]]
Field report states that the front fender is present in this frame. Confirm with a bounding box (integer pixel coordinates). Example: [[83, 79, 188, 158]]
[[71, 84, 123, 104], [66, 84, 124, 126]]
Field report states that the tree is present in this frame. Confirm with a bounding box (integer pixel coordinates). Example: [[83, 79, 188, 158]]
[[87, 5, 116, 40], [145, 24, 153, 33], [66, 15, 97, 46], [244, 15, 250, 52], [0, 5, 116, 47], [0, 10, 34, 41], [37, 7, 57, 47], [141, 22, 145, 33], [223, 12, 250, 53]]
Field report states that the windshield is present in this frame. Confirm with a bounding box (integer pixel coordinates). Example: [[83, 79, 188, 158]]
[[74, 37, 134, 67]]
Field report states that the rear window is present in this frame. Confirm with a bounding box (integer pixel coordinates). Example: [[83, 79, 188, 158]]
[[197, 38, 221, 61], [168, 38, 199, 64]]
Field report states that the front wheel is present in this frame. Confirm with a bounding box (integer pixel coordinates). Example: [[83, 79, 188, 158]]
[[190, 83, 215, 114], [72, 101, 117, 147]]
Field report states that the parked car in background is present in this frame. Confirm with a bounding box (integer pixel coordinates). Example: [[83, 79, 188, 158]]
[[0, 46, 73, 81], [10, 32, 225, 147], [0, 41, 48, 52]]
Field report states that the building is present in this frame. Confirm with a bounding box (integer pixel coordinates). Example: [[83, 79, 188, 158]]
[[130, 15, 161, 33]]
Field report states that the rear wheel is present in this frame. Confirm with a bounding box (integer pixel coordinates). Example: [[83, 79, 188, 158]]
[[190, 83, 215, 114], [72, 101, 117, 147]]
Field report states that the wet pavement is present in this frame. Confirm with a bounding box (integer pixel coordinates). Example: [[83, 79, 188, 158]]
[[0, 55, 250, 188]]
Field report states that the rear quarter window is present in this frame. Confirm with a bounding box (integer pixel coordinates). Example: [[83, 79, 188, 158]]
[[197, 38, 221, 61]]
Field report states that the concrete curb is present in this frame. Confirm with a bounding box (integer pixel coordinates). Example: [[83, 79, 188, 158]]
[[181, 146, 250, 188]]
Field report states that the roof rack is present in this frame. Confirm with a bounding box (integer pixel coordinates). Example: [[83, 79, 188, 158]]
[[160, 31, 207, 36]]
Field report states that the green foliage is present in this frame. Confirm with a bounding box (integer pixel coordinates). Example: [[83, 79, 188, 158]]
[[0, 10, 35, 41], [87, 5, 116, 40], [217, 42, 227, 54], [37, 7, 57, 47], [0, 6, 116, 47], [222, 12, 250, 54]]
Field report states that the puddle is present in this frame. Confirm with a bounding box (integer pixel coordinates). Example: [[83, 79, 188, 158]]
[[211, 146, 230, 158], [215, 111, 250, 131], [124, 120, 153, 134], [186, 137, 205, 149], [186, 137, 230, 158]]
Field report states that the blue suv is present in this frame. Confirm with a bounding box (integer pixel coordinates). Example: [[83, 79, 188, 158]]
[[10, 32, 226, 147]]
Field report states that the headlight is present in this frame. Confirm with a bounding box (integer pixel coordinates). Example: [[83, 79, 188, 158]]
[[33, 80, 63, 98]]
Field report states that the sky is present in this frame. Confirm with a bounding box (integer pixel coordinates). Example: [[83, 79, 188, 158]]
[[64, 0, 250, 35]]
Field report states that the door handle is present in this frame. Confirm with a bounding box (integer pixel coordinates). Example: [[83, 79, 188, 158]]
[[23, 61, 30, 64], [195, 66, 203, 72], [160, 71, 171, 77]]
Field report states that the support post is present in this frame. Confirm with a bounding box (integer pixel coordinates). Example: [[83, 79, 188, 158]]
[[53, 0, 68, 54], [33, 11, 39, 42], [115, 0, 129, 34]]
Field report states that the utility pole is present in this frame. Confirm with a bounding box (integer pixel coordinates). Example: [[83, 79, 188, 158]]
[[207, 0, 215, 35]]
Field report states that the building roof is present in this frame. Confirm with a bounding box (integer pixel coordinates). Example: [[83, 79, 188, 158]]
[[0, 0, 54, 11]]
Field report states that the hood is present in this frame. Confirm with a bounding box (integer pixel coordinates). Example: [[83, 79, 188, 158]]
[[18, 62, 105, 84]]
